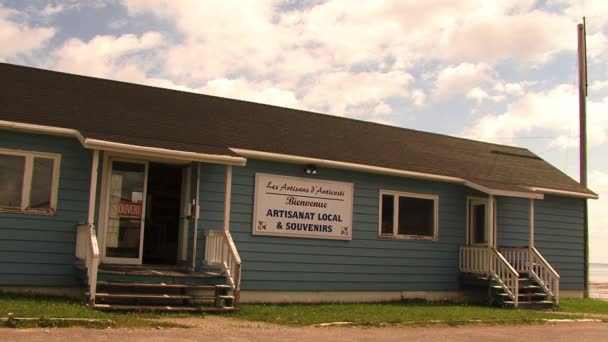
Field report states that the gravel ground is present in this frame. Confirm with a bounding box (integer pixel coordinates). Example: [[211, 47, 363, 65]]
[[2, 317, 608, 342]]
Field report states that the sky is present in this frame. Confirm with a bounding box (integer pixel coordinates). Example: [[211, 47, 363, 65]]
[[1, 0, 607, 261]]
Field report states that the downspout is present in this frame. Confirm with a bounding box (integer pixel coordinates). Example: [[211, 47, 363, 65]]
[[224, 165, 233, 231], [191, 162, 201, 271], [88, 150, 100, 225]]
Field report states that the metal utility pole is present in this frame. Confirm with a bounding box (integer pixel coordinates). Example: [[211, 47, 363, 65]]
[[577, 18, 589, 298]]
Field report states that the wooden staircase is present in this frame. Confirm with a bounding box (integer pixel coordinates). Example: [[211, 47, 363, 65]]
[[79, 264, 237, 312], [460, 246, 560, 309], [490, 273, 553, 309]]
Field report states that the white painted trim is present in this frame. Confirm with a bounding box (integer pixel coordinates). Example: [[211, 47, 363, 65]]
[[224, 165, 232, 231], [0, 120, 246, 165], [0, 147, 60, 214], [488, 195, 495, 248], [87, 150, 100, 224], [0, 120, 85, 144], [529, 199, 535, 248], [178, 166, 192, 262], [378, 190, 439, 241], [230, 148, 544, 199], [84, 139, 245, 165], [101, 157, 148, 265], [191, 162, 201, 270], [525, 186, 598, 199], [466, 196, 498, 246]]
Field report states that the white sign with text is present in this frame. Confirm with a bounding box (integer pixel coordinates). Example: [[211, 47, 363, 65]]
[[252, 173, 354, 240]]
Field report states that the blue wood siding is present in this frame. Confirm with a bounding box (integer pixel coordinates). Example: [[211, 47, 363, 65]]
[[195, 162, 227, 264], [0, 130, 91, 286], [496, 196, 530, 247], [534, 195, 585, 290], [209, 159, 468, 292]]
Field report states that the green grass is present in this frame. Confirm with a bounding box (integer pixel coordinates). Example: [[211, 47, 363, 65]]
[[0, 295, 198, 328], [558, 298, 608, 315], [3, 295, 606, 329], [230, 302, 579, 326]]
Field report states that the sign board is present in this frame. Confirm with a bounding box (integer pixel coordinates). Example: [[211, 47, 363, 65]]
[[253, 173, 354, 240], [118, 201, 142, 218]]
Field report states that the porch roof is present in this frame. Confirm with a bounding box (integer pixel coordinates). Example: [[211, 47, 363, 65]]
[[0, 63, 597, 199]]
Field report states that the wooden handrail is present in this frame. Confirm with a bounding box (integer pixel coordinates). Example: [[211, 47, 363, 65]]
[[460, 246, 519, 306], [204, 229, 242, 306], [529, 247, 560, 305]]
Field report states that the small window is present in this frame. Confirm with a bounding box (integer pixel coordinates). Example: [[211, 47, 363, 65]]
[[0, 149, 60, 214], [379, 190, 438, 240]]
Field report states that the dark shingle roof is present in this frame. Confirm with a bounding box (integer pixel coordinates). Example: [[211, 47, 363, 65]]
[[0, 63, 596, 197]]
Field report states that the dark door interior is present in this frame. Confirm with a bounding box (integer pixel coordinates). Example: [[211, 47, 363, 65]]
[[143, 162, 182, 265], [471, 203, 486, 245]]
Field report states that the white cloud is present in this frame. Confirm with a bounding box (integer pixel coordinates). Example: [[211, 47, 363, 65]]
[[434, 63, 492, 99], [300, 70, 413, 116], [198, 78, 303, 110], [0, 6, 55, 60], [49, 32, 165, 81], [412, 89, 426, 107], [467, 87, 490, 103], [464, 84, 608, 147], [41, 4, 64, 16]]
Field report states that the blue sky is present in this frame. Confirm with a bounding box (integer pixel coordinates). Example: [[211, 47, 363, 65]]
[[1, 0, 607, 261]]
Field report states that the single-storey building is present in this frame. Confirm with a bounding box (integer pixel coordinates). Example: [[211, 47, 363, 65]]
[[0, 63, 598, 311]]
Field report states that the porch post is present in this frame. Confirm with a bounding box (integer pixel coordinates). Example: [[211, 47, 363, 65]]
[[488, 195, 495, 247], [191, 162, 201, 270], [224, 165, 233, 231], [529, 199, 535, 248], [87, 149, 100, 225]]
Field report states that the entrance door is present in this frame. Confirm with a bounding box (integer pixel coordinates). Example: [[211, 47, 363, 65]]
[[104, 160, 148, 264], [468, 198, 488, 246], [142, 162, 183, 265]]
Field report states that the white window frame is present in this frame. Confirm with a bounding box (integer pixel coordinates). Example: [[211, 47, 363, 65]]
[[0, 148, 61, 215], [378, 190, 439, 240]]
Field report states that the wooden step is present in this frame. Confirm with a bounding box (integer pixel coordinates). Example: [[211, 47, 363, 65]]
[[95, 292, 230, 300], [517, 292, 547, 297], [96, 281, 220, 289], [93, 304, 236, 312]]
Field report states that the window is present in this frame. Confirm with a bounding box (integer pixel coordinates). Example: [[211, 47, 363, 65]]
[[379, 190, 438, 240], [0, 149, 60, 214]]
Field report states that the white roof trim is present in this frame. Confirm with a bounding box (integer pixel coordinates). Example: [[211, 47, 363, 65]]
[[0, 120, 246, 166], [230, 148, 544, 199], [84, 139, 246, 165], [525, 186, 598, 199], [0, 119, 85, 144]]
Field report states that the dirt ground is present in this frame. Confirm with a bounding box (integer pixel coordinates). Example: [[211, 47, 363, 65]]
[[2, 317, 608, 342]]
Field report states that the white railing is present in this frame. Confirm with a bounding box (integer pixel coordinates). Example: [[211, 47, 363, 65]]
[[530, 247, 560, 305], [460, 246, 519, 306], [204, 229, 242, 305], [498, 247, 560, 305], [76, 223, 99, 306], [499, 247, 529, 273]]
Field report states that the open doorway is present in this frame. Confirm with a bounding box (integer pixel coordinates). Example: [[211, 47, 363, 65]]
[[143, 162, 183, 265]]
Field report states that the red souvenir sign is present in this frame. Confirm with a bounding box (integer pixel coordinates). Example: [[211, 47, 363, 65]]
[[118, 201, 142, 218]]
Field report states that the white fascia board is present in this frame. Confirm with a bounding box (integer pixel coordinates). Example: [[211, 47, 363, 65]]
[[525, 186, 599, 199], [84, 139, 246, 165], [0, 119, 85, 144], [230, 147, 543, 199], [0, 120, 246, 165]]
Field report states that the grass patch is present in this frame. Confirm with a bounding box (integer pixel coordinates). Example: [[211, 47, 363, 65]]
[[0, 295, 198, 328], [229, 302, 578, 326], [558, 298, 608, 315]]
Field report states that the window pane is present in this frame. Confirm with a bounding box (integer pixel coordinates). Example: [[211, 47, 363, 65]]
[[30, 157, 55, 209], [398, 196, 434, 236], [0, 154, 25, 207], [381, 194, 394, 234]]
